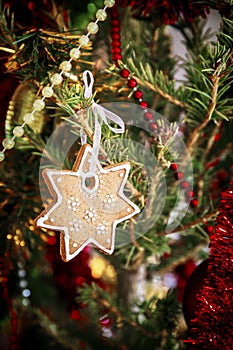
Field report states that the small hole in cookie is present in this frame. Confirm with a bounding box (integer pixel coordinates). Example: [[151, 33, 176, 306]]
[[85, 176, 95, 190]]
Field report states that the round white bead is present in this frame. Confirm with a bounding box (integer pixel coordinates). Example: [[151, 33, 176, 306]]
[[96, 9, 107, 21], [79, 35, 90, 47], [60, 60, 72, 72], [87, 22, 99, 34], [69, 47, 81, 60], [13, 126, 24, 137], [51, 73, 63, 85], [23, 113, 35, 125], [2, 138, 15, 149], [42, 86, 53, 98], [0, 152, 5, 162], [33, 99, 45, 111], [104, 0, 115, 7]]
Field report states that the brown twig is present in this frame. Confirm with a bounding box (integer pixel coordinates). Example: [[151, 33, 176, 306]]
[[133, 76, 186, 109], [186, 74, 220, 155]]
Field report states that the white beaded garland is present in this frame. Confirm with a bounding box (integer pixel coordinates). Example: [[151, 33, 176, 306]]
[[13, 126, 24, 137], [33, 99, 45, 111], [2, 138, 15, 149], [0, 152, 5, 162], [104, 0, 115, 7], [69, 47, 81, 60], [1, 2, 112, 160], [51, 73, 63, 85], [23, 113, 35, 125], [60, 60, 72, 72], [42, 86, 53, 98], [87, 22, 99, 34], [96, 9, 107, 21], [79, 35, 90, 47]]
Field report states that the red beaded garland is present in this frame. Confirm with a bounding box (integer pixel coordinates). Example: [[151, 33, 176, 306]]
[[109, 4, 202, 210]]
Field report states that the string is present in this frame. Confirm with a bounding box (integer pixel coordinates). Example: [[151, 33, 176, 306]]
[[81, 70, 125, 176]]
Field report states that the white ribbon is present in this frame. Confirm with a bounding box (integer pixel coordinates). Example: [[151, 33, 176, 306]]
[[81, 70, 125, 174]]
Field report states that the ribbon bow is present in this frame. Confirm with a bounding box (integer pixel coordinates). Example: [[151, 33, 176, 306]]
[[81, 70, 125, 174]]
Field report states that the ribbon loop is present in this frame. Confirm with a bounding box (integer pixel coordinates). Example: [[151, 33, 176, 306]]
[[83, 70, 94, 98], [81, 70, 125, 178]]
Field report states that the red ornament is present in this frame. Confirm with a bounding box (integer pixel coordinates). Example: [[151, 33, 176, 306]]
[[185, 167, 233, 348]]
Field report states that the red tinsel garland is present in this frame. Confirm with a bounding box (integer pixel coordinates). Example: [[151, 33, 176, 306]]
[[186, 167, 233, 349], [116, 0, 210, 24]]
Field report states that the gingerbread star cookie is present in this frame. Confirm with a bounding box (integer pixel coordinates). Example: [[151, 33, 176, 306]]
[[35, 144, 140, 261]]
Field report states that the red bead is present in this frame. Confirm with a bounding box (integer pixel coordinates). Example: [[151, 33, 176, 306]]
[[111, 33, 120, 40], [190, 198, 198, 208], [112, 54, 122, 61], [120, 68, 130, 78], [149, 122, 157, 132], [174, 171, 184, 180], [76, 276, 86, 286], [214, 133, 221, 141], [127, 78, 137, 88], [111, 41, 121, 47], [111, 26, 120, 33], [71, 310, 81, 321], [181, 180, 189, 189], [170, 163, 178, 171], [139, 101, 148, 108], [144, 111, 153, 121], [111, 47, 121, 54], [205, 225, 214, 234], [111, 19, 120, 26], [186, 190, 195, 199], [133, 90, 143, 99], [47, 236, 56, 245]]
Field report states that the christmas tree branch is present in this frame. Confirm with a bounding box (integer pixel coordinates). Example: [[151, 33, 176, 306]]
[[197, 121, 222, 200], [186, 73, 220, 155], [134, 75, 186, 108], [91, 292, 156, 339]]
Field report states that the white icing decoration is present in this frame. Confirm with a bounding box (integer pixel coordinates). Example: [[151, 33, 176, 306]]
[[57, 177, 62, 183], [73, 242, 78, 248], [84, 208, 97, 222]]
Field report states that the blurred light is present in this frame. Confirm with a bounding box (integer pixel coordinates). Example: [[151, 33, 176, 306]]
[[22, 289, 31, 298], [7, 234, 12, 239], [20, 241, 25, 247], [16, 229, 22, 235], [18, 269, 26, 277], [90, 256, 106, 279], [87, 3, 96, 13], [19, 280, 28, 288]]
